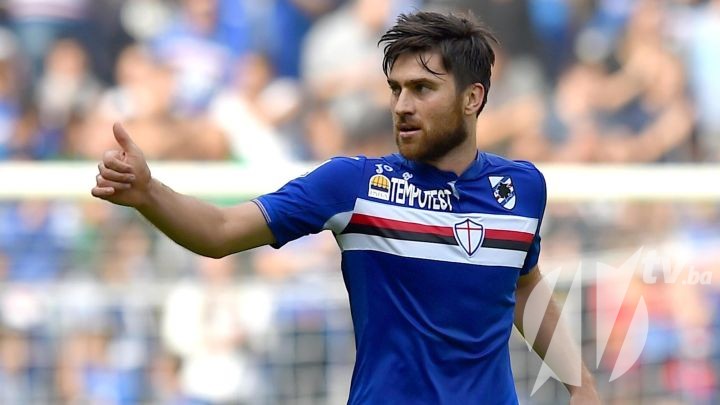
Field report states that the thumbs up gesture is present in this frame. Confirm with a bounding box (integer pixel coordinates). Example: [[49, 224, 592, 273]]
[[91, 123, 153, 207]]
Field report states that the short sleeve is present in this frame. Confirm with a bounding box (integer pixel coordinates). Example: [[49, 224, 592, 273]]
[[253, 157, 363, 248], [520, 166, 547, 275]]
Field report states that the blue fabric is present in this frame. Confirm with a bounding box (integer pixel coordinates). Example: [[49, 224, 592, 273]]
[[256, 152, 547, 404]]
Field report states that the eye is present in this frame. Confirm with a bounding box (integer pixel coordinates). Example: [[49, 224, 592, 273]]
[[414, 83, 429, 94], [389, 85, 401, 96]]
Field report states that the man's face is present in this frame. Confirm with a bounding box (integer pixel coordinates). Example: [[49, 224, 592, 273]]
[[387, 50, 468, 162]]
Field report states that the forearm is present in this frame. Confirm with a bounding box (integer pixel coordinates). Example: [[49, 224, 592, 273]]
[[515, 272, 597, 395], [520, 296, 594, 392], [136, 178, 234, 258], [93, 123, 275, 256]]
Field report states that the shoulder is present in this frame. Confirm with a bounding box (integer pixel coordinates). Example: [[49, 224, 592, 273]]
[[481, 152, 546, 215], [483, 152, 545, 189], [305, 155, 367, 174], [293, 156, 368, 188], [319, 154, 407, 174]]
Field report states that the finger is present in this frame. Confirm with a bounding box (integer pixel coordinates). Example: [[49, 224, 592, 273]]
[[113, 122, 138, 153], [91, 186, 115, 198], [102, 150, 133, 173], [98, 163, 135, 183], [96, 174, 132, 190]]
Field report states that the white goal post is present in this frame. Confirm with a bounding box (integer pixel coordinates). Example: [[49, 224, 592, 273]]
[[0, 161, 718, 201]]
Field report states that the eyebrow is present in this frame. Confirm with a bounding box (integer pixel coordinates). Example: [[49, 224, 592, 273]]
[[387, 78, 440, 87]]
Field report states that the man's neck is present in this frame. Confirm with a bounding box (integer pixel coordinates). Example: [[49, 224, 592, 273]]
[[425, 137, 478, 176]]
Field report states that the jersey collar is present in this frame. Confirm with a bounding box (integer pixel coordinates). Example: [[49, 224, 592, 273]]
[[397, 151, 487, 181]]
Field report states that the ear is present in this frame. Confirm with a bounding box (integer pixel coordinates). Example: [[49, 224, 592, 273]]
[[463, 83, 485, 116]]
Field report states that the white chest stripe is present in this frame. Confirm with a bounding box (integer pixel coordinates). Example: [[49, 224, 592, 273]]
[[323, 210, 354, 234], [336, 233, 528, 268]]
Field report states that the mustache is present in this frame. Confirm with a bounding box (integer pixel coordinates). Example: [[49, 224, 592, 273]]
[[395, 117, 422, 129]]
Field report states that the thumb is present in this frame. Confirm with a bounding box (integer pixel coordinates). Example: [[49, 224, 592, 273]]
[[113, 122, 138, 153]]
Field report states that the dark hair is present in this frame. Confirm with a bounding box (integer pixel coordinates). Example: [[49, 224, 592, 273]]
[[379, 11, 498, 114]]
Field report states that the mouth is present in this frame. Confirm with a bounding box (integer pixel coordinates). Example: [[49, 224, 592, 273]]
[[397, 123, 422, 139]]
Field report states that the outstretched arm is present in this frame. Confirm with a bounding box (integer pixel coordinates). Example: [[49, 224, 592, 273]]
[[91, 123, 275, 258], [514, 266, 601, 404]]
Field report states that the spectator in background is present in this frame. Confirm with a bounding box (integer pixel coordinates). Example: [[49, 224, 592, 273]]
[[0, 28, 21, 160], [0, 327, 41, 404], [591, 0, 694, 162], [93, 218, 157, 396], [93, 45, 166, 124], [0, 200, 79, 281], [84, 0, 134, 84], [55, 326, 142, 405], [4, 101, 65, 159], [475, 47, 547, 161], [673, 0, 720, 161], [150, 0, 251, 115], [208, 52, 301, 164], [526, 0, 577, 83], [300, 0, 412, 159], [75, 43, 229, 160], [579, 0, 637, 55], [251, 233, 348, 404], [162, 255, 271, 404], [5, 0, 94, 86], [269, 0, 341, 79], [428, 0, 535, 58], [34, 37, 100, 146], [712, 275, 720, 405], [149, 351, 195, 405], [540, 62, 605, 163]]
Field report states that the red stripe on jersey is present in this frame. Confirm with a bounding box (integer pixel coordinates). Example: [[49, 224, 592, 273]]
[[484, 229, 534, 243], [350, 213, 454, 237], [350, 214, 535, 242]]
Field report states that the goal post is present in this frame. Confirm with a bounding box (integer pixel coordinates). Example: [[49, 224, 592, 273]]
[[1, 161, 718, 201]]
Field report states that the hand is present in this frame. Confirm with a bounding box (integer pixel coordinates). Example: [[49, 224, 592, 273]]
[[91, 123, 152, 207]]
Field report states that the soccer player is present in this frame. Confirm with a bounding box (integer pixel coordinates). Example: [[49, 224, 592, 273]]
[[92, 11, 601, 405]]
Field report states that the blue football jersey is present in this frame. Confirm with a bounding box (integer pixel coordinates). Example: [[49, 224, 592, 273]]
[[254, 152, 547, 404]]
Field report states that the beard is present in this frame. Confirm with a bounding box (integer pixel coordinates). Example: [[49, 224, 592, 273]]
[[395, 106, 469, 163]]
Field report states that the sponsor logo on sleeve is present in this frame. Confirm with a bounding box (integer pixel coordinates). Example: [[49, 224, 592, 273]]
[[489, 175, 516, 209]]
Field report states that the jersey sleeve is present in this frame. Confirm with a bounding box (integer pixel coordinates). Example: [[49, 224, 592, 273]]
[[253, 157, 363, 248], [520, 166, 547, 275]]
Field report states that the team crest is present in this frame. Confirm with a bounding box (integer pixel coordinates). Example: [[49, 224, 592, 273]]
[[489, 176, 516, 210], [453, 219, 485, 256], [368, 174, 391, 200]]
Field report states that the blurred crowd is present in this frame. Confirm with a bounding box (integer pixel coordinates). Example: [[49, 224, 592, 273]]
[[0, 0, 718, 163], [0, 0, 719, 404]]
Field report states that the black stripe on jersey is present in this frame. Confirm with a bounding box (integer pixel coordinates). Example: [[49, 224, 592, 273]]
[[343, 223, 458, 245], [481, 239, 532, 252]]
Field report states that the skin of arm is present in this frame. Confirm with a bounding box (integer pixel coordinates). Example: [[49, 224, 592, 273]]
[[92, 123, 275, 258], [514, 266, 601, 404]]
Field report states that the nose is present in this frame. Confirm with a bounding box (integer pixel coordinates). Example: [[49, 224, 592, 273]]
[[393, 89, 414, 117]]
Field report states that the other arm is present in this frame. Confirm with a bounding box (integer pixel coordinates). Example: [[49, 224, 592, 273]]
[[514, 265, 601, 404]]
